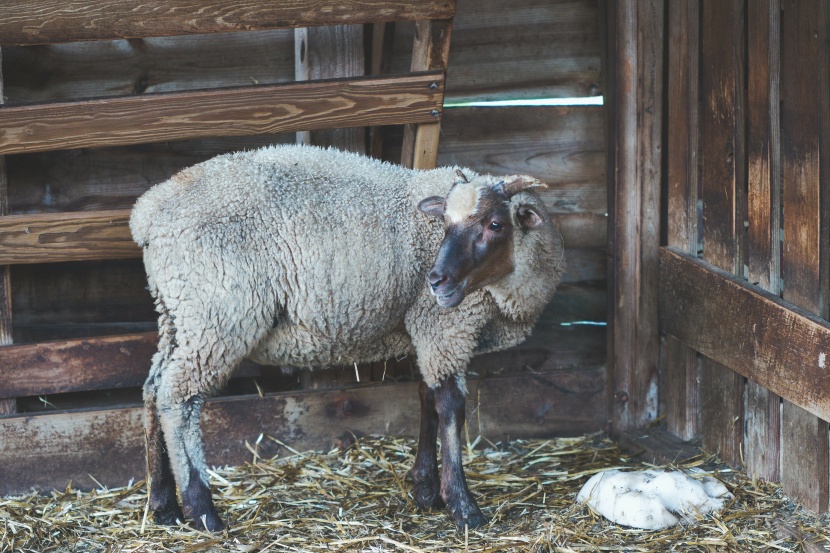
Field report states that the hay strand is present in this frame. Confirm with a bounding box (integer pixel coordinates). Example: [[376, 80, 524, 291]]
[[1, 433, 828, 552]]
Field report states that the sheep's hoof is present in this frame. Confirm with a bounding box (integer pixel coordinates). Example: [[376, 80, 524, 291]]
[[153, 505, 185, 526], [450, 506, 488, 530], [192, 510, 225, 532], [412, 481, 446, 510]]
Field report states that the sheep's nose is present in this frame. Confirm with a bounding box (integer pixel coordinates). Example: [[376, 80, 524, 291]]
[[428, 270, 447, 291]]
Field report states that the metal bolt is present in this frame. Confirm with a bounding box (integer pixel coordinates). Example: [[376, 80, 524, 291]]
[[429, 82, 438, 90], [614, 391, 629, 404], [430, 109, 440, 117]]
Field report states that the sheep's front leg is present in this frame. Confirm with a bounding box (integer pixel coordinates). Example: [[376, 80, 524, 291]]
[[409, 380, 445, 510], [435, 376, 487, 529]]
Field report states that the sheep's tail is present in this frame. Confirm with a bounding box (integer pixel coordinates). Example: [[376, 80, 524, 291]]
[[129, 194, 156, 247]]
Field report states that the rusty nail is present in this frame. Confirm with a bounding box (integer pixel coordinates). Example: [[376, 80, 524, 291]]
[[429, 82, 438, 90], [614, 391, 629, 404], [430, 109, 440, 117]]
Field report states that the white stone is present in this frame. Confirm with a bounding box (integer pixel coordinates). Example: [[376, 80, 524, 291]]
[[576, 469, 733, 530]]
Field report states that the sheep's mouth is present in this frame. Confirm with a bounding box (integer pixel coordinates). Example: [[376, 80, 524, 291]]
[[433, 284, 465, 308]]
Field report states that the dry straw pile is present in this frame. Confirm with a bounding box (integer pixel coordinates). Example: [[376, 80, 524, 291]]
[[1, 433, 827, 552]]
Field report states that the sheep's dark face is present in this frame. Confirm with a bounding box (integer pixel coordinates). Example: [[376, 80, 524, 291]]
[[418, 172, 547, 308]]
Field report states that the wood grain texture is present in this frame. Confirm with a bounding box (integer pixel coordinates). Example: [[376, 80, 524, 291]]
[[392, 0, 602, 102], [779, 0, 830, 513], [0, 209, 138, 265], [0, 72, 444, 155], [0, 0, 456, 46], [698, 0, 746, 468], [435, 106, 606, 215], [609, 0, 663, 433], [401, 19, 452, 170], [0, 369, 605, 494], [0, 46, 15, 414], [0, 332, 156, 397], [369, 21, 397, 159], [3, 30, 296, 105], [295, 25, 366, 151], [663, 0, 700, 441], [660, 248, 830, 424], [744, 0, 782, 483]]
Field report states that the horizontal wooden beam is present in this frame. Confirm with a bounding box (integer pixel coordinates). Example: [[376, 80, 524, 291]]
[[659, 247, 830, 422], [0, 332, 156, 397], [0, 0, 456, 46], [0, 209, 138, 265], [0, 368, 605, 494], [0, 72, 444, 155]]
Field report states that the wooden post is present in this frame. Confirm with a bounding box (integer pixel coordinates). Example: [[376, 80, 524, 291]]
[[663, 0, 700, 441], [368, 21, 396, 159], [0, 47, 16, 415], [400, 19, 452, 170], [779, 0, 830, 513], [607, 0, 663, 434], [295, 25, 366, 152], [745, 0, 781, 482], [698, 0, 746, 468]]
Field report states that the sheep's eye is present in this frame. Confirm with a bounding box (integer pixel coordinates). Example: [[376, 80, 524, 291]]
[[488, 221, 503, 232]]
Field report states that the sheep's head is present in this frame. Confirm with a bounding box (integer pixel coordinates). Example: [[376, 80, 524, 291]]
[[418, 170, 563, 313]]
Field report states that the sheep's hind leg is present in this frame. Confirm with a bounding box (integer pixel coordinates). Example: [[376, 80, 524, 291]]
[[409, 380, 445, 510], [155, 368, 226, 532], [435, 375, 487, 529], [144, 336, 184, 525]]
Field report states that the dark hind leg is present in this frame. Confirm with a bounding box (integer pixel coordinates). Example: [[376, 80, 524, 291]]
[[409, 380, 445, 509], [145, 345, 184, 525]]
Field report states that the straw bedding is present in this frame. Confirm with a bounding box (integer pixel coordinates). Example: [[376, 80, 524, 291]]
[[1, 433, 827, 552]]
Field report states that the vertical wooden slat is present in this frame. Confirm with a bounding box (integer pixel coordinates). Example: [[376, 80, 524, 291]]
[[369, 21, 397, 159], [400, 19, 452, 170], [0, 47, 16, 415], [699, 0, 746, 467], [294, 25, 366, 152], [780, 0, 830, 513], [744, 0, 782, 482], [609, 0, 663, 433], [663, 0, 700, 441]]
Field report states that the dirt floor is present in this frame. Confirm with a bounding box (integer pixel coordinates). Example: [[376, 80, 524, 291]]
[[1, 433, 827, 552]]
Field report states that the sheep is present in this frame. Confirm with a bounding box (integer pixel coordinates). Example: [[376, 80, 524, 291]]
[[130, 144, 564, 531]]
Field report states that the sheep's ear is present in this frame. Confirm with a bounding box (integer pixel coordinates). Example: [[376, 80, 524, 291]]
[[453, 169, 469, 186], [418, 196, 446, 218], [499, 175, 548, 197], [516, 205, 545, 229]]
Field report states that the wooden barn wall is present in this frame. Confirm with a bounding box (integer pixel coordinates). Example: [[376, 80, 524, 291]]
[[660, 0, 830, 512], [0, 0, 605, 491]]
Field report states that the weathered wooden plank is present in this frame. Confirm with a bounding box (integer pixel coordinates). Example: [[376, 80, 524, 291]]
[[0, 72, 443, 156], [0, 332, 156, 397], [744, 0, 781, 483], [393, 0, 601, 102], [0, 0, 456, 46], [401, 19, 452, 170], [3, 30, 296, 105], [660, 248, 830, 424], [295, 25, 366, 151], [436, 106, 606, 214], [0, 368, 606, 494], [369, 21, 397, 159], [662, 0, 700, 441], [0, 210, 138, 265], [779, 0, 830, 513], [0, 46, 15, 415], [609, 0, 663, 433], [698, 0, 746, 467], [619, 427, 702, 466]]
